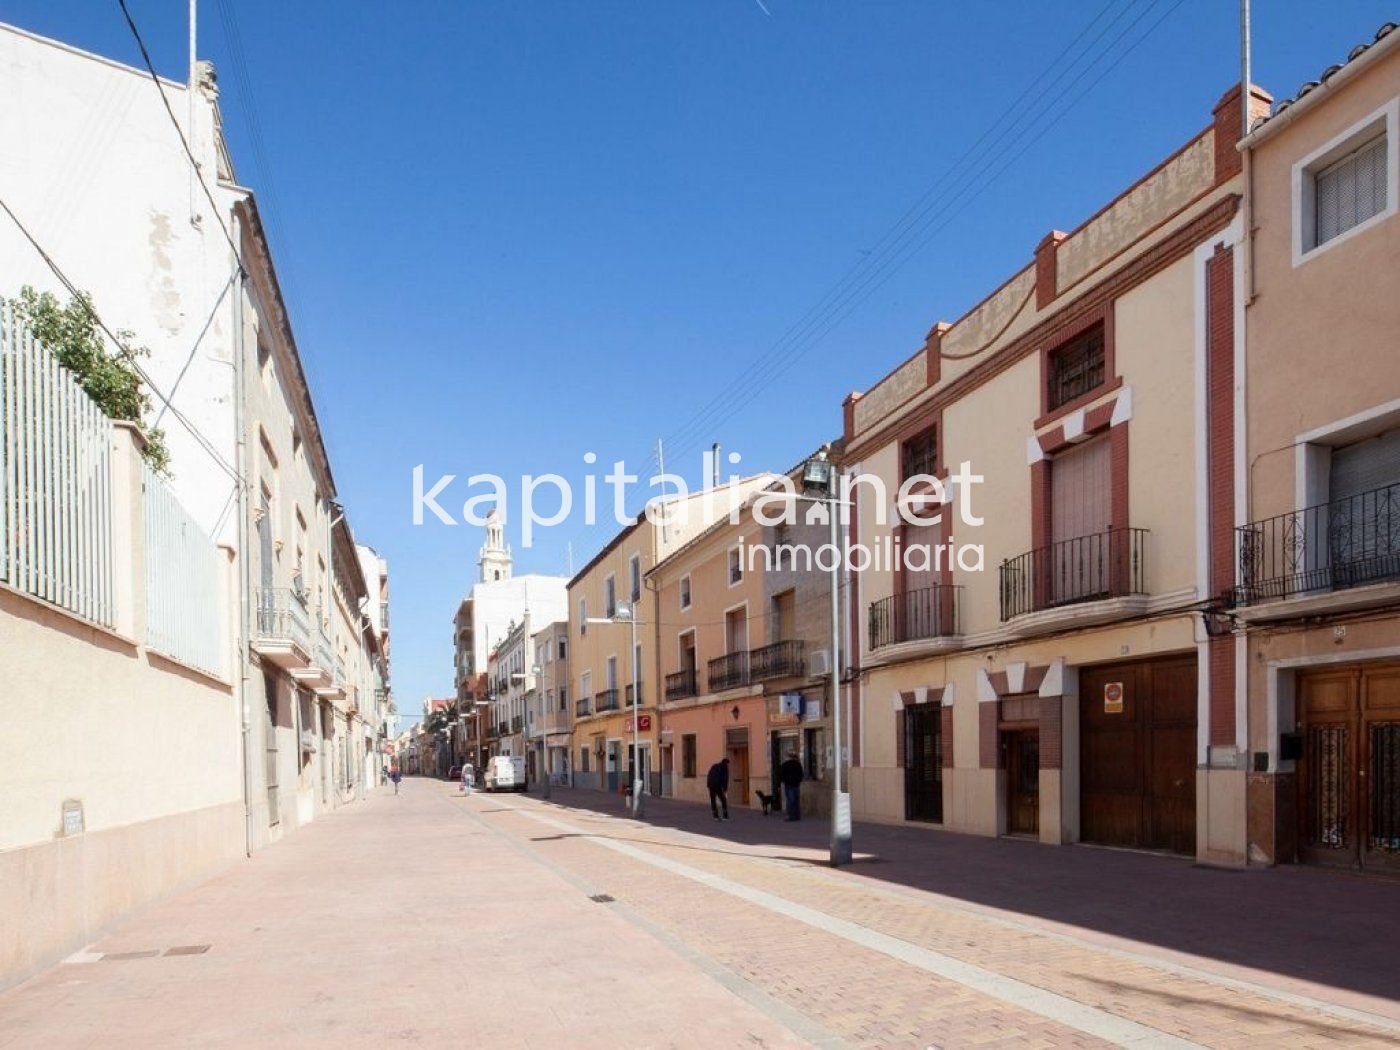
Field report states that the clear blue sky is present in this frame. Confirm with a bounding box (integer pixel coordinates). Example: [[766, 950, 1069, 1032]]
[[7, 1, 1394, 724]]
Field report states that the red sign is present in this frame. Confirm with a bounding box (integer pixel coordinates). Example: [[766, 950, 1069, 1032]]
[[624, 715, 653, 732], [1104, 682, 1124, 714]]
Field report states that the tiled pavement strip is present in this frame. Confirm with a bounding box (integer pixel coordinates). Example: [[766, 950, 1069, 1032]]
[[468, 790, 1400, 1049]]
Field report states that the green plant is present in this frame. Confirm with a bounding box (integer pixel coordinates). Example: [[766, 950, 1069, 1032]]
[[10, 286, 172, 475]]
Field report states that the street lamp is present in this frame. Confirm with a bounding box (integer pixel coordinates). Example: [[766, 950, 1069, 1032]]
[[587, 603, 644, 818], [801, 445, 853, 867]]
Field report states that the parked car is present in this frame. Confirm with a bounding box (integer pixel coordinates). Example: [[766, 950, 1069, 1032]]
[[484, 755, 526, 792], [448, 764, 463, 782]]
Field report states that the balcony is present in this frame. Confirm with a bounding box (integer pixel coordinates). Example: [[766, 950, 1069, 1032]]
[[595, 688, 620, 712], [511, 715, 523, 732], [252, 588, 311, 670], [497, 720, 509, 736], [576, 696, 592, 717], [869, 586, 961, 651], [625, 683, 645, 706], [750, 639, 806, 681], [708, 651, 750, 692], [999, 528, 1148, 623], [665, 667, 698, 701], [1236, 482, 1400, 613]]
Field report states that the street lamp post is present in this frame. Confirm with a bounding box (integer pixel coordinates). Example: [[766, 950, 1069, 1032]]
[[587, 604, 643, 818], [801, 447, 853, 867]]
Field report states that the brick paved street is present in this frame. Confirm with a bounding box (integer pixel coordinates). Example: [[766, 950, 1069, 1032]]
[[2, 778, 1397, 1049]]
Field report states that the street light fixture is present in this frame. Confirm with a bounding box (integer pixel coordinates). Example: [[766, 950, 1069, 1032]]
[[587, 603, 644, 818], [801, 445, 853, 868]]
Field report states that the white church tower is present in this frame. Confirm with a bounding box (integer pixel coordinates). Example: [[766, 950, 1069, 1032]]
[[478, 510, 512, 583]]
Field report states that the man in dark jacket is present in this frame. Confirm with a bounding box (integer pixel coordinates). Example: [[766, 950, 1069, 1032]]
[[778, 751, 804, 821], [706, 757, 730, 821]]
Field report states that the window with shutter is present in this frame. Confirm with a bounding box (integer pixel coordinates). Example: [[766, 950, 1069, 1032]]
[[1315, 135, 1387, 247]]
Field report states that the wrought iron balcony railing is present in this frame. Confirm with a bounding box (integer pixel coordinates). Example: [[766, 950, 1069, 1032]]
[[999, 528, 1148, 621], [594, 688, 620, 712], [511, 715, 523, 732], [665, 667, 698, 701], [1236, 481, 1400, 604], [255, 588, 311, 649], [750, 639, 806, 680], [496, 721, 508, 736], [576, 696, 592, 717], [869, 585, 961, 650], [708, 650, 750, 692]]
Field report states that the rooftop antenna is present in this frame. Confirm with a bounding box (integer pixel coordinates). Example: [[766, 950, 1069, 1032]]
[[711, 442, 721, 488]]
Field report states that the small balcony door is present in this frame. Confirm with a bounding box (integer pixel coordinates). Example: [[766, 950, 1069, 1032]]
[[772, 590, 796, 643], [726, 607, 747, 654], [1050, 434, 1112, 604]]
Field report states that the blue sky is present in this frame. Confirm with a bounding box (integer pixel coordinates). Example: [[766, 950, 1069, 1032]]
[[6, 1, 1394, 724]]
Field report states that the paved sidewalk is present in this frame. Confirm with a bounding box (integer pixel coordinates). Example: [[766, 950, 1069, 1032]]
[[546, 785, 1400, 1017], [0, 779, 806, 1050], [3, 777, 1397, 1049]]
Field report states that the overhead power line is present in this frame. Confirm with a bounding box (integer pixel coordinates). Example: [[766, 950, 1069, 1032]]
[[0, 193, 240, 482], [557, 0, 1189, 565], [116, 0, 243, 268]]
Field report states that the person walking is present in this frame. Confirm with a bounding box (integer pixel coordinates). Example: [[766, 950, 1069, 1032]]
[[706, 757, 731, 821], [462, 762, 475, 795], [389, 767, 402, 795], [778, 751, 804, 822]]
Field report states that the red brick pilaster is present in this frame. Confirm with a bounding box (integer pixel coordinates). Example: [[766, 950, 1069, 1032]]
[[924, 322, 950, 388], [1212, 83, 1275, 185], [1039, 696, 1062, 770], [1206, 243, 1236, 745], [979, 703, 1000, 769], [1035, 230, 1067, 310], [842, 392, 862, 444]]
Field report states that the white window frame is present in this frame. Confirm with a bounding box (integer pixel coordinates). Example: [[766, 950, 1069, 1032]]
[[580, 670, 592, 701], [603, 573, 617, 617], [628, 552, 642, 602], [728, 545, 744, 587], [1294, 397, 1400, 511], [1292, 97, 1398, 267], [679, 573, 692, 610]]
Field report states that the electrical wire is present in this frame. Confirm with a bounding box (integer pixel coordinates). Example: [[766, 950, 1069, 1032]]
[[0, 193, 241, 482], [116, 0, 243, 267], [556, 0, 1189, 565]]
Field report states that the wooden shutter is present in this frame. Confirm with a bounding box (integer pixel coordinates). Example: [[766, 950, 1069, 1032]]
[[1051, 434, 1112, 542]]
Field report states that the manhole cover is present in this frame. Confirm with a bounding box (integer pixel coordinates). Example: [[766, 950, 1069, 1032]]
[[588, 894, 615, 903]]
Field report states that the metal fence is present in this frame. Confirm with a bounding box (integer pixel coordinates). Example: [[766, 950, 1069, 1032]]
[[999, 528, 1148, 621], [144, 462, 223, 675], [1236, 482, 1400, 604], [0, 298, 115, 625]]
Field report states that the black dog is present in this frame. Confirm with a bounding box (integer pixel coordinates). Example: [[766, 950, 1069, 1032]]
[[755, 789, 778, 816]]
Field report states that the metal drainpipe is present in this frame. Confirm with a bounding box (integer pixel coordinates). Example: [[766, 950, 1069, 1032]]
[[231, 209, 254, 859]]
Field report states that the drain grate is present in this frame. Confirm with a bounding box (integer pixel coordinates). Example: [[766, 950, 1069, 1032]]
[[588, 893, 615, 903], [163, 944, 211, 956]]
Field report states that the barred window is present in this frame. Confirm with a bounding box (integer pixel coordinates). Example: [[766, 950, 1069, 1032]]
[[682, 734, 697, 778], [901, 426, 937, 480], [1047, 326, 1106, 411]]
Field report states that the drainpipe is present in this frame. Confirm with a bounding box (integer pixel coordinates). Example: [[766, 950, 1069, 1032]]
[[231, 208, 254, 859], [1240, 0, 1257, 306]]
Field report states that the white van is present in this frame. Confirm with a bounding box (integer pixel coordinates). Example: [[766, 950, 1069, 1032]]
[[484, 755, 527, 792]]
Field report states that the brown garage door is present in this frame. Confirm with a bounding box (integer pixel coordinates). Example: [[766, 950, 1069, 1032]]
[[1080, 656, 1196, 854]]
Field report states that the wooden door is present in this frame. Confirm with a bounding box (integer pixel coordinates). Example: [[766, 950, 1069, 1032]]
[[773, 590, 796, 642], [1050, 435, 1112, 603], [726, 728, 749, 807], [903, 704, 943, 823], [1081, 656, 1196, 853], [1298, 664, 1400, 872], [1006, 730, 1040, 835]]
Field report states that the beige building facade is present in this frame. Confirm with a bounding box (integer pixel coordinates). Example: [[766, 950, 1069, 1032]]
[[843, 82, 1266, 864], [1234, 27, 1400, 872]]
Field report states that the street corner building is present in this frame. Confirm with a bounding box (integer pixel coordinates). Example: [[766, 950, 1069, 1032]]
[[839, 29, 1400, 870], [0, 23, 394, 987]]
